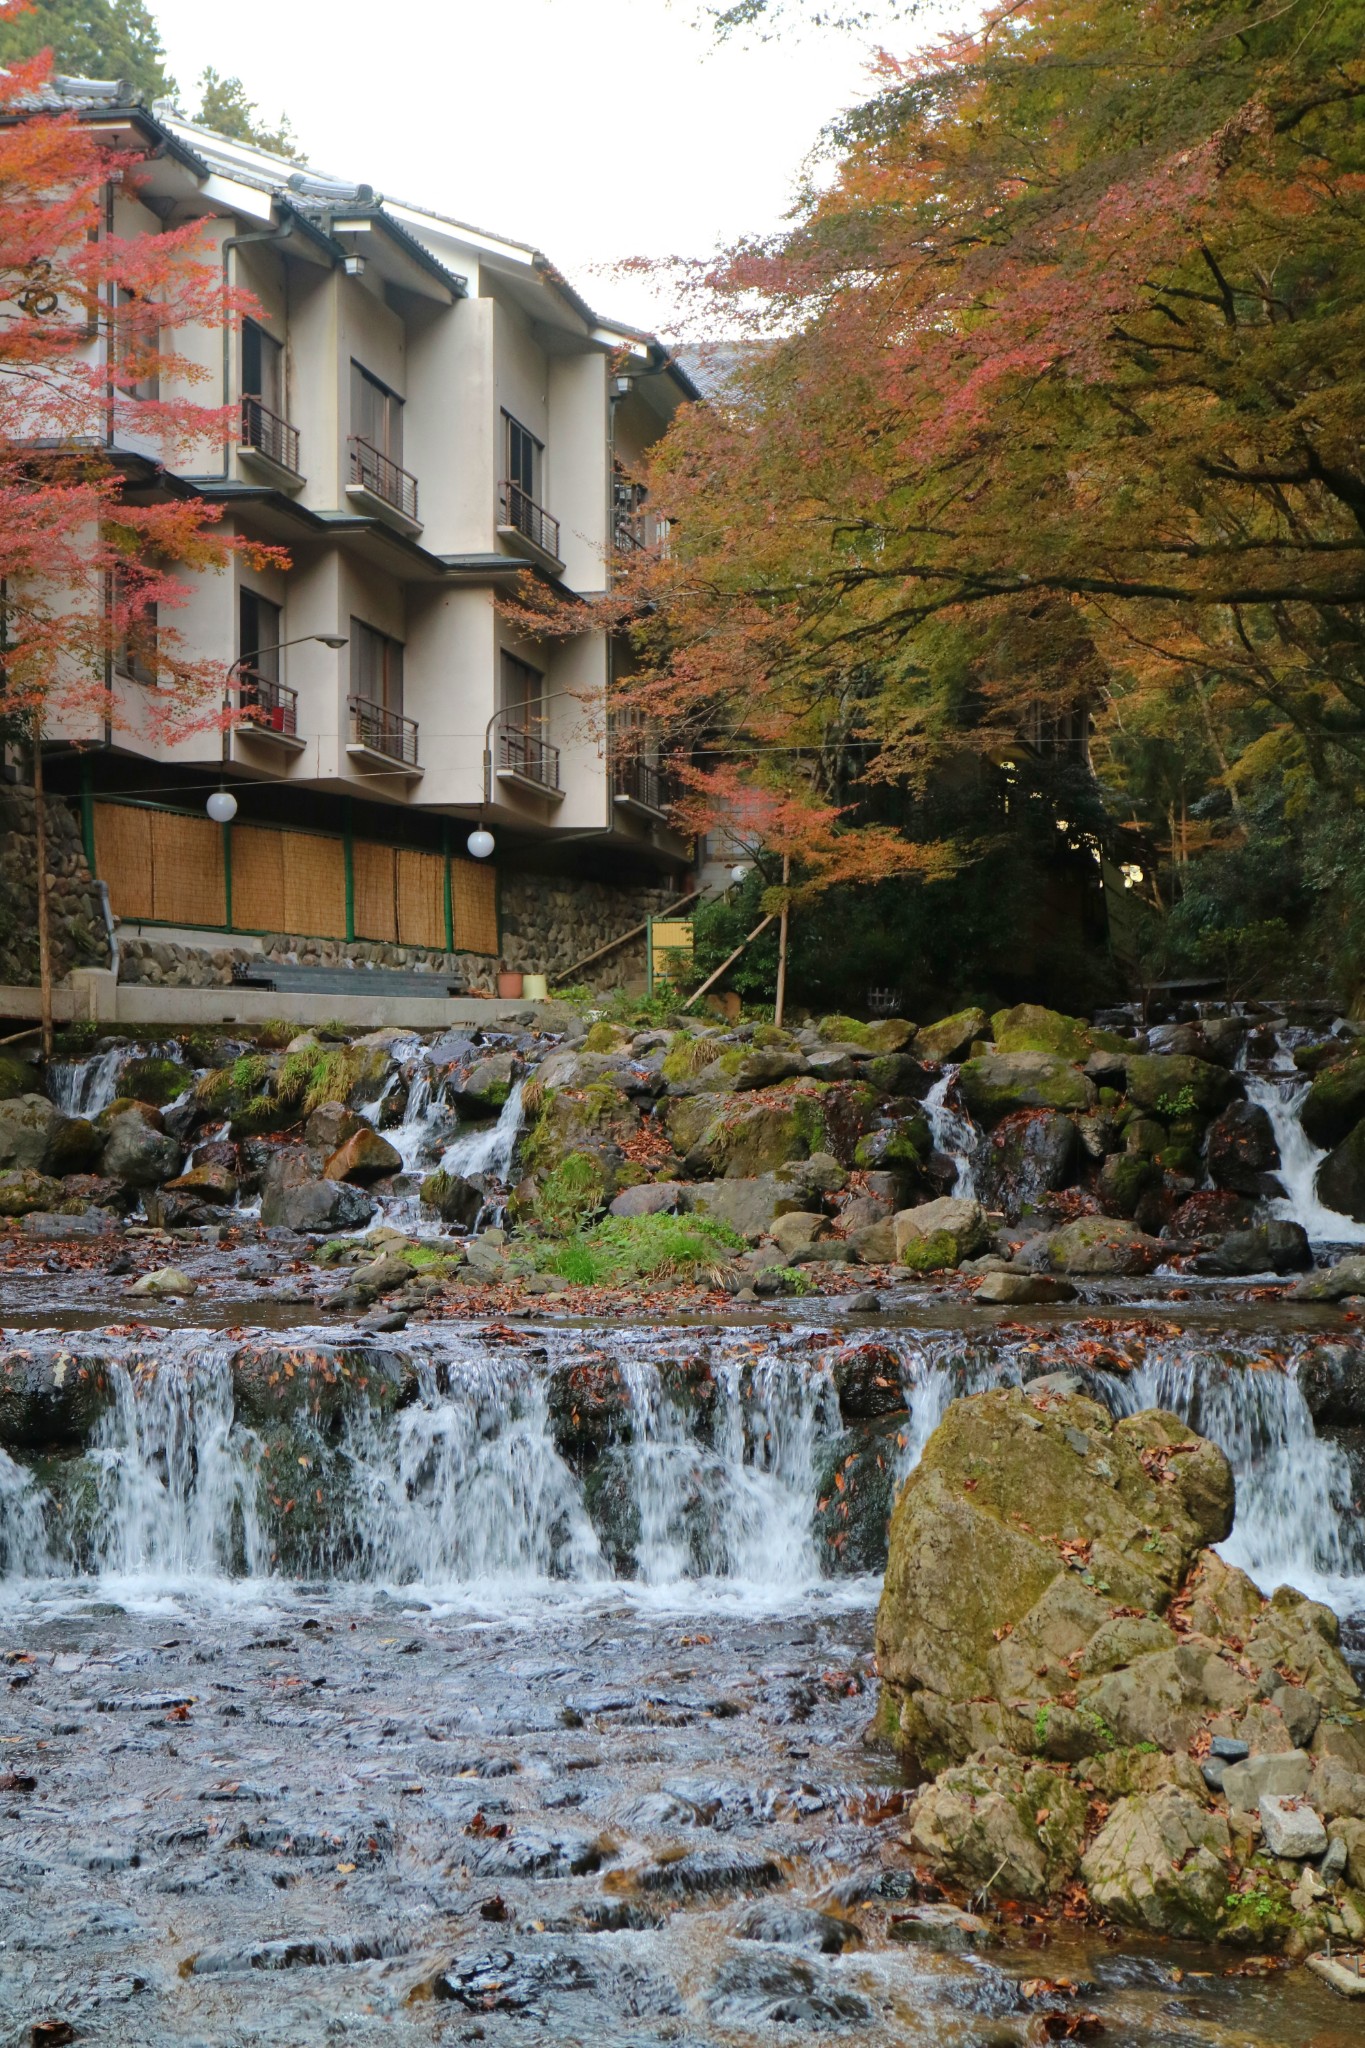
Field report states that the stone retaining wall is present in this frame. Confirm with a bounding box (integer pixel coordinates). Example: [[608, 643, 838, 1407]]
[[0, 786, 111, 986], [116, 870, 684, 994]]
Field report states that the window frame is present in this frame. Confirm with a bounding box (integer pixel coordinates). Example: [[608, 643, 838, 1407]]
[[350, 617, 405, 715], [111, 565, 158, 687], [503, 413, 542, 500], [351, 361, 404, 464]]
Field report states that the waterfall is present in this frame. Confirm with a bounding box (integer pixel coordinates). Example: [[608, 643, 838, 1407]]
[[1243, 1062, 1365, 1247], [440, 1080, 526, 1185], [923, 1065, 980, 1198], [47, 1044, 126, 1117]]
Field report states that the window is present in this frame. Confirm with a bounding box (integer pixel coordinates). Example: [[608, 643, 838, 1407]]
[[239, 589, 282, 687], [351, 619, 404, 714], [500, 651, 543, 729], [351, 363, 403, 463], [242, 320, 283, 415], [504, 414, 541, 500], [112, 285, 159, 403], [112, 566, 157, 685]]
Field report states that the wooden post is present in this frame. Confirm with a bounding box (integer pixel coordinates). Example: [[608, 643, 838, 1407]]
[[774, 853, 791, 1028], [31, 730, 53, 1061], [682, 913, 776, 1012]]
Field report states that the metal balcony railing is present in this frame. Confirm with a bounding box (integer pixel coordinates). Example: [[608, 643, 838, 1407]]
[[498, 479, 561, 561], [349, 435, 419, 522], [498, 717, 561, 792], [237, 673, 299, 738], [348, 694, 419, 768], [240, 395, 301, 474], [612, 753, 667, 815]]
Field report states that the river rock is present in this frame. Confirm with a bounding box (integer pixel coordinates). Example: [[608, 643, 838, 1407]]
[[163, 1162, 238, 1204], [975, 1271, 1077, 1305], [1297, 1342, 1365, 1425], [1316, 1120, 1365, 1223], [1289, 1254, 1365, 1302], [0, 1053, 40, 1100], [0, 1343, 118, 1447], [893, 1197, 987, 1270], [768, 1210, 830, 1257], [420, 1170, 483, 1226], [1260, 1793, 1327, 1859], [1205, 1101, 1281, 1194], [101, 1110, 182, 1188], [452, 1053, 520, 1115], [45, 1115, 102, 1173], [608, 1181, 685, 1218], [1080, 1788, 1231, 1939], [0, 1169, 65, 1217], [260, 1179, 377, 1233], [827, 1341, 905, 1421], [0, 1094, 65, 1172], [303, 1102, 365, 1161], [324, 1126, 403, 1184], [914, 1008, 988, 1065], [907, 1756, 1088, 1900], [977, 1110, 1079, 1222], [1033, 1215, 1164, 1275], [129, 1267, 197, 1297], [1192, 1220, 1312, 1277], [991, 1005, 1096, 1060], [958, 1053, 1093, 1123]]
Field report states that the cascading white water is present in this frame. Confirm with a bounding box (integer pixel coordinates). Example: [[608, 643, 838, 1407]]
[[440, 1079, 526, 1184], [1243, 1061, 1365, 1247], [47, 1044, 126, 1117], [922, 1065, 980, 1198], [0, 1448, 52, 1578], [86, 1347, 268, 1582]]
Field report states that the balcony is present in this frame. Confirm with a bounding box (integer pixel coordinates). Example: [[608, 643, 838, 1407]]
[[347, 436, 421, 530], [612, 752, 669, 820], [495, 715, 562, 799], [235, 674, 303, 750], [346, 694, 421, 775], [612, 484, 669, 558], [497, 480, 562, 568], [238, 396, 302, 482]]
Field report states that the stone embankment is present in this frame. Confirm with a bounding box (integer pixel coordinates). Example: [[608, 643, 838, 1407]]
[[875, 1383, 1365, 1954]]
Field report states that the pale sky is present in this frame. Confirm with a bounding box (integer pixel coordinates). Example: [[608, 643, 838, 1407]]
[[152, 0, 970, 335]]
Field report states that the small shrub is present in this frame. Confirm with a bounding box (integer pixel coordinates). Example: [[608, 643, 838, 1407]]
[[539, 1212, 743, 1287], [535, 1154, 608, 1235]]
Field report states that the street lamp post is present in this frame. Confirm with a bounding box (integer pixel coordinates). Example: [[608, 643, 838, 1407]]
[[211, 632, 348, 819]]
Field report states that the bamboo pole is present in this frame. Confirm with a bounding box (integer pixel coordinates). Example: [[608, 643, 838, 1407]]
[[773, 853, 791, 1028], [32, 732, 53, 1062], [682, 913, 776, 1012], [549, 888, 703, 987]]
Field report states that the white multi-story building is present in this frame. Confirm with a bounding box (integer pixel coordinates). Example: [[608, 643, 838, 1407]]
[[33, 83, 694, 977]]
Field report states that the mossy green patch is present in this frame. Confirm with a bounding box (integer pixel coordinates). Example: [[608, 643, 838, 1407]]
[[119, 1055, 192, 1106], [534, 1153, 609, 1234], [537, 1211, 743, 1287], [899, 1229, 961, 1272], [991, 1005, 1094, 1060]]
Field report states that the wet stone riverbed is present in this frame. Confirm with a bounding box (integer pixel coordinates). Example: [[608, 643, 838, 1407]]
[[2, 1587, 1361, 2048]]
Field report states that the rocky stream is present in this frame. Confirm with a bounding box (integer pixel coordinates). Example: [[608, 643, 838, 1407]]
[[2, 1000, 1365, 2046]]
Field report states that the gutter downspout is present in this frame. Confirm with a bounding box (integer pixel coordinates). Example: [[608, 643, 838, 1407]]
[[96, 880, 120, 981]]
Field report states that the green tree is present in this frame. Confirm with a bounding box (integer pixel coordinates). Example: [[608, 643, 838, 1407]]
[[193, 64, 301, 161], [0, 0, 172, 99]]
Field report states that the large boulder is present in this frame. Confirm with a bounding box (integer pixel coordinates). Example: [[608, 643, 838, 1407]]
[[1122, 1054, 1239, 1119], [323, 1126, 403, 1184], [990, 1005, 1095, 1061], [1301, 1043, 1365, 1150], [893, 1197, 987, 1270], [420, 1169, 484, 1227], [684, 1084, 875, 1178], [1316, 1119, 1365, 1223], [907, 1757, 1088, 1901], [958, 1053, 1092, 1124], [0, 1342, 118, 1448], [1289, 1253, 1365, 1302], [686, 1160, 843, 1241], [100, 1109, 182, 1188], [816, 1014, 914, 1054], [977, 1111, 1079, 1222], [1297, 1342, 1365, 1426], [1205, 1101, 1281, 1195], [0, 1094, 65, 1172], [1191, 1221, 1311, 1277], [259, 1178, 376, 1233], [875, 1387, 1233, 1767], [0, 1169, 66, 1217], [914, 1008, 988, 1066], [0, 1053, 41, 1100], [451, 1053, 520, 1116]]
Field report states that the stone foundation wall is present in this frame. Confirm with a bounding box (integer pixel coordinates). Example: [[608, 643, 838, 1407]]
[[116, 871, 686, 994], [0, 786, 111, 985]]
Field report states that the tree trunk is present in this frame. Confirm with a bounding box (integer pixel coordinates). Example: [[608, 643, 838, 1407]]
[[32, 732, 53, 1061], [774, 853, 791, 1028]]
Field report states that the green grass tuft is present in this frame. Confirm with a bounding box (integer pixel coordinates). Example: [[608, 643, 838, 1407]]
[[538, 1211, 743, 1287]]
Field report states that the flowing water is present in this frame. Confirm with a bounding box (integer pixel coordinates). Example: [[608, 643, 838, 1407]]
[[47, 1042, 128, 1117], [1243, 1053, 1365, 1248], [922, 1066, 980, 1198]]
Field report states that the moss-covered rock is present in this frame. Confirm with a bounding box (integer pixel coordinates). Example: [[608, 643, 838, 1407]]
[[118, 1054, 193, 1106], [893, 1197, 988, 1269], [1039, 1215, 1164, 1275], [1098, 1151, 1159, 1218], [0, 1054, 41, 1101], [1081, 1789, 1233, 1941], [1122, 1053, 1238, 1120], [1317, 1119, 1365, 1224], [0, 1168, 66, 1217], [854, 1115, 932, 1174], [908, 1757, 1089, 1901], [522, 1082, 640, 1198], [1302, 1042, 1365, 1150], [816, 1014, 914, 1053], [958, 1052, 1092, 1123], [914, 1008, 989, 1066], [990, 1004, 1094, 1061]]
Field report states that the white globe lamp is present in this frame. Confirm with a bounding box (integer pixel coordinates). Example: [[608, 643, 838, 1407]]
[[729, 863, 748, 886], [206, 789, 238, 824], [467, 827, 495, 860]]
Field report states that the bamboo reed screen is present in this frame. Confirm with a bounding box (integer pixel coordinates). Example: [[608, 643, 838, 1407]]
[[397, 848, 446, 950], [452, 856, 497, 955], [93, 803, 154, 921], [228, 823, 284, 935], [281, 831, 347, 940], [352, 840, 397, 943], [150, 812, 227, 928]]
